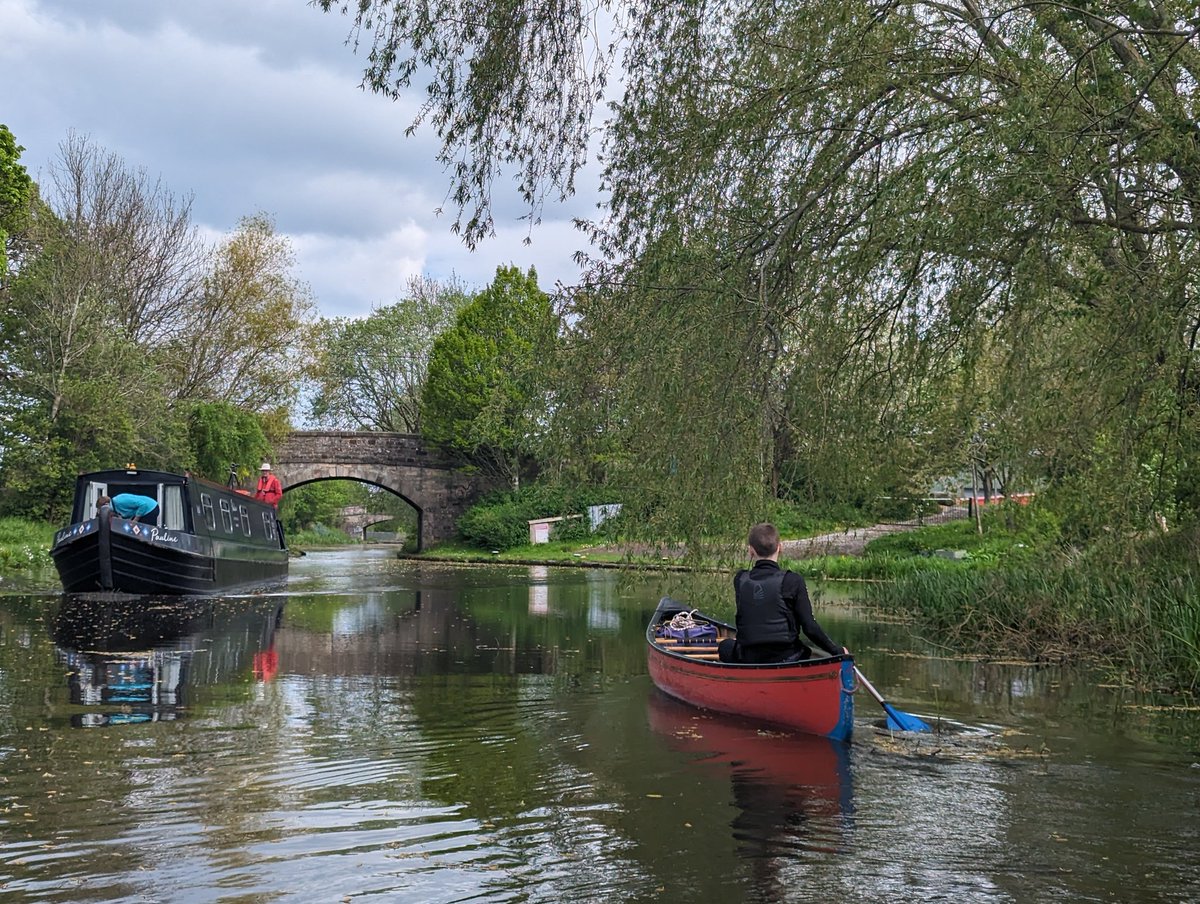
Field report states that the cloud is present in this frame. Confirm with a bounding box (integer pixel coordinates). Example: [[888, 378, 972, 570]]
[[0, 0, 595, 318], [291, 225, 427, 319]]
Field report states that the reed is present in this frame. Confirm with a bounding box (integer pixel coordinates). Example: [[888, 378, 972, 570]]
[[869, 530, 1200, 691]]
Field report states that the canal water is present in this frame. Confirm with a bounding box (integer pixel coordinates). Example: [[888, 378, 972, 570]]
[[1, 547, 1197, 903]]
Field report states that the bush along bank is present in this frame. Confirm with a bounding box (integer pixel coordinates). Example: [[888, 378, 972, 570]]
[[866, 525, 1200, 693]]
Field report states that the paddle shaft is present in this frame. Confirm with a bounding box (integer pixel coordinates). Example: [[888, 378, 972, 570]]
[[854, 665, 933, 732], [853, 666, 888, 706]]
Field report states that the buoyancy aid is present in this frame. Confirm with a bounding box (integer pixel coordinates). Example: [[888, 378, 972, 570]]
[[734, 567, 797, 647]]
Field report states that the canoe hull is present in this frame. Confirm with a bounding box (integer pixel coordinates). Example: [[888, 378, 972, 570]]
[[646, 599, 855, 741]]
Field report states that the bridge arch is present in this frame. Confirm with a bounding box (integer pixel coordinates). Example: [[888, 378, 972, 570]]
[[273, 431, 498, 550]]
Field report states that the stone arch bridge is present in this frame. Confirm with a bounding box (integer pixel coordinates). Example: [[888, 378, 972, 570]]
[[273, 431, 498, 550]]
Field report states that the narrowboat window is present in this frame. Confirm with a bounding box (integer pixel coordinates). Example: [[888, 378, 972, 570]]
[[162, 485, 185, 530], [262, 512, 276, 541], [201, 494, 216, 530], [219, 499, 234, 533], [239, 505, 252, 537], [86, 482, 108, 520]]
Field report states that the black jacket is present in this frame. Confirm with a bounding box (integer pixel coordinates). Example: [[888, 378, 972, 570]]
[[733, 559, 841, 656]]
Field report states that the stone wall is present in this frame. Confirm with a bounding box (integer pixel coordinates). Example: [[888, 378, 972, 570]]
[[276, 431, 457, 469]]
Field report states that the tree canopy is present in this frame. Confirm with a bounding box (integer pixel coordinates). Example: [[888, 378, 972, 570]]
[[421, 265, 557, 486], [0, 124, 33, 277], [0, 131, 317, 518], [323, 0, 1200, 539], [309, 275, 469, 432]]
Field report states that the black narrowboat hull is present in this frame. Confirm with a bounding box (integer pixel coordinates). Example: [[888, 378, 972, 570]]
[[51, 468, 288, 595]]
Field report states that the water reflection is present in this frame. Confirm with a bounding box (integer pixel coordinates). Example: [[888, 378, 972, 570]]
[[51, 594, 284, 726], [645, 690, 854, 861], [528, 565, 549, 614], [0, 553, 1195, 903]]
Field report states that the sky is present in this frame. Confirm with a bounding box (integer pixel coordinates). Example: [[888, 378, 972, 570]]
[[0, 0, 603, 318]]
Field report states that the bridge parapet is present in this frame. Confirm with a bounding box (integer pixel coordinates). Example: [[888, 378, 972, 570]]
[[277, 431, 459, 470]]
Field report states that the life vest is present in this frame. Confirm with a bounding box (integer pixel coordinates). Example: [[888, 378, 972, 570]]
[[255, 474, 282, 506], [734, 567, 797, 647]]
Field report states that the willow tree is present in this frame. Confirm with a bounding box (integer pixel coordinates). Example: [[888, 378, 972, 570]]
[[320, 0, 1200, 537]]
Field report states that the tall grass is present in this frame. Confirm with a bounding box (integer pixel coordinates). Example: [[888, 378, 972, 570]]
[[0, 517, 56, 572], [869, 529, 1200, 691]]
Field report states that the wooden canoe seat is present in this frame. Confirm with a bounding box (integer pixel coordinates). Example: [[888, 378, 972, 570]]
[[654, 636, 721, 644]]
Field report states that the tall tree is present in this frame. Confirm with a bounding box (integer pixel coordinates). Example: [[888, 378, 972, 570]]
[[0, 134, 200, 515], [165, 213, 319, 413], [186, 401, 274, 485], [421, 265, 557, 486], [0, 124, 33, 278], [309, 275, 469, 432], [3, 132, 205, 426], [0, 135, 319, 517]]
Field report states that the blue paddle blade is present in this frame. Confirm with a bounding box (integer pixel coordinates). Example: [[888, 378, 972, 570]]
[[884, 702, 932, 733]]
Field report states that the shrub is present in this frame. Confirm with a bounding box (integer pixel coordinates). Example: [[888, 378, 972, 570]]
[[767, 499, 872, 537], [456, 483, 619, 550], [457, 499, 529, 550], [551, 516, 592, 543]]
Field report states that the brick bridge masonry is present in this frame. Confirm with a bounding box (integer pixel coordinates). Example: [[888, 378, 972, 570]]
[[274, 431, 500, 550]]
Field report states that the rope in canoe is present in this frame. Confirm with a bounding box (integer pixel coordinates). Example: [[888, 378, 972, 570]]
[[666, 609, 704, 632]]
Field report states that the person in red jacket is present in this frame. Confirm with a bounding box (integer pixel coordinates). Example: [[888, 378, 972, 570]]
[[254, 462, 283, 507]]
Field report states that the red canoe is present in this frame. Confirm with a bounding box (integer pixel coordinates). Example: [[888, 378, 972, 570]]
[[646, 597, 855, 741]]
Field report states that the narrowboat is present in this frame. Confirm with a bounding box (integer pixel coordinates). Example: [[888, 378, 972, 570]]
[[51, 468, 288, 595], [646, 596, 855, 741]]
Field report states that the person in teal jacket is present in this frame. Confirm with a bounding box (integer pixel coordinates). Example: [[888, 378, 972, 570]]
[[106, 493, 160, 523]]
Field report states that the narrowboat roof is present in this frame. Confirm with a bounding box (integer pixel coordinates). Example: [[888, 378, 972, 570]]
[[75, 468, 260, 495], [77, 468, 188, 485]]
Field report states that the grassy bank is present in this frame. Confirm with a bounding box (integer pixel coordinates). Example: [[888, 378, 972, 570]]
[[789, 507, 1055, 580], [0, 518, 56, 573]]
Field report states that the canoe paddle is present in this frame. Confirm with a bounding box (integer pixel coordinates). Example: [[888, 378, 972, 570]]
[[854, 666, 932, 733]]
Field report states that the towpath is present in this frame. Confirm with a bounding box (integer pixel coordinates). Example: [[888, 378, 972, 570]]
[[780, 505, 969, 558], [585, 505, 969, 561]]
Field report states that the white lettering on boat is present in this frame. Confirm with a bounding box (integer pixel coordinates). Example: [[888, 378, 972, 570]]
[[148, 528, 181, 544]]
